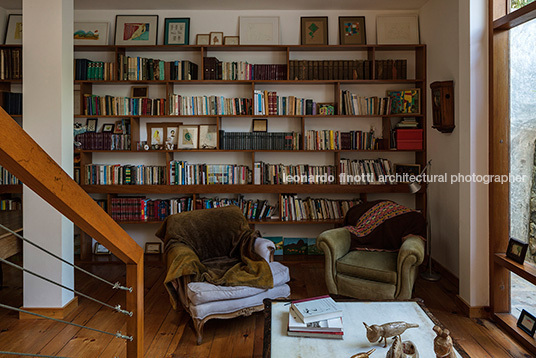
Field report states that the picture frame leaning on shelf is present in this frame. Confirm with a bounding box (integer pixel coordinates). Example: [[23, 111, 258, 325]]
[[74, 22, 109, 46], [300, 16, 328, 45], [115, 15, 159, 46], [164, 17, 190, 45], [4, 14, 22, 45], [338, 16, 366, 45]]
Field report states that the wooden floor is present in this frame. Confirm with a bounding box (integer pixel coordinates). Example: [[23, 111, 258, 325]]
[[0, 258, 533, 358]]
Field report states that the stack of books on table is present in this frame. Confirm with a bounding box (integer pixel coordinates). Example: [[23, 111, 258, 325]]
[[287, 295, 344, 339]]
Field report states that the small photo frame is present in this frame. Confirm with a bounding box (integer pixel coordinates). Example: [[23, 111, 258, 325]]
[[115, 15, 159, 46], [517, 309, 536, 337], [210, 32, 224, 45], [164, 18, 190, 45], [196, 34, 210, 45], [145, 242, 163, 254], [166, 126, 179, 148], [131, 86, 148, 98], [146, 122, 182, 149], [74, 22, 109, 46], [94, 242, 111, 255], [252, 119, 268, 132], [394, 163, 421, 183], [507, 237, 529, 264], [239, 16, 280, 45], [4, 14, 22, 45], [86, 118, 98, 133], [199, 125, 217, 149], [300, 17, 328, 45], [376, 15, 420, 45], [224, 36, 239, 45], [114, 120, 124, 134], [178, 125, 199, 149], [317, 103, 335, 116], [102, 123, 115, 133], [339, 16, 366, 45]]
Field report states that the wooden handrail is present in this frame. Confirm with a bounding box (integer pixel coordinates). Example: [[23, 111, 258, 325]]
[[0, 108, 144, 357]]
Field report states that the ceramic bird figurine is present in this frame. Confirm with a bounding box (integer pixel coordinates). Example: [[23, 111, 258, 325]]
[[385, 336, 403, 358], [433, 325, 456, 358], [363, 321, 419, 348], [350, 348, 376, 358]]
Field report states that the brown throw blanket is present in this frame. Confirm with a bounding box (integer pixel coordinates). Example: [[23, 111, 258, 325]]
[[155, 205, 273, 310]]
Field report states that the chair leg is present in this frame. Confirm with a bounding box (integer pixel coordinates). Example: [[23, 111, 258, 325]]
[[192, 317, 205, 345]]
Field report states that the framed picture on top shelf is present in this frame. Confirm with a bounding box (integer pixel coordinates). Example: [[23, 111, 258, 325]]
[[210, 32, 224, 45], [178, 125, 199, 149], [199, 125, 217, 149], [115, 15, 159, 46], [74, 22, 109, 46], [164, 18, 190, 45], [102, 123, 114, 133], [4, 14, 22, 45], [196, 34, 210, 45], [506, 237, 528, 264], [239, 16, 280, 45], [338, 16, 366, 45], [86, 118, 98, 132], [376, 15, 420, 44], [224, 36, 239, 45], [300, 17, 328, 45]]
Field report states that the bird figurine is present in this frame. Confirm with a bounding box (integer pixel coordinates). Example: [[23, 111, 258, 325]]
[[363, 321, 419, 348], [385, 336, 403, 358], [350, 348, 376, 358]]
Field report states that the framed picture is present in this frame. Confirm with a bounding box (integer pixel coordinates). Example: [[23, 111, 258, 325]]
[[86, 118, 98, 133], [388, 89, 421, 114], [317, 103, 336, 115], [4, 14, 22, 45], [224, 36, 239, 45], [376, 15, 420, 45], [164, 18, 190, 45], [102, 123, 114, 133], [506, 237, 529, 264], [74, 22, 109, 46], [199, 125, 217, 149], [517, 309, 536, 337], [131, 86, 148, 98], [178, 125, 199, 149], [94, 242, 110, 255], [146, 122, 182, 149], [252, 119, 268, 132], [114, 15, 158, 46], [114, 120, 124, 134], [166, 125, 179, 149], [339, 16, 366, 45], [210, 32, 224, 46], [394, 163, 421, 183], [145, 242, 163, 254], [239, 16, 280, 45], [196, 34, 210, 45], [300, 17, 328, 45]]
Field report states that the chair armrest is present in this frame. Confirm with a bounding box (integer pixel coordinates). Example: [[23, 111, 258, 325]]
[[316, 228, 351, 295], [395, 235, 425, 299], [255, 238, 275, 262]]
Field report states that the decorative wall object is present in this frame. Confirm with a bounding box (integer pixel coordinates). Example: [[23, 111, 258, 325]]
[[339, 16, 366, 45], [210, 32, 224, 45], [517, 309, 536, 337], [199, 125, 217, 149], [239, 16, 280, 45], [376, 15, 420, 44], [224, 36, 239, 45], [431, 80, 455, 133], [507, 237, 529, 264], [300, 17, 328, 45], [178, 125, 199, 149], [115, 15, 159, 46], [164, 18, 190, 45], [4, 14, 22, 45], [196, 34, 210, 45], [74, 22, 109, 46]]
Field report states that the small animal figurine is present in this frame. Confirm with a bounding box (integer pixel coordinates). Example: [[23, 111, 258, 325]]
[[385, 336, 403, 358], [363, 321, 419, 348], [350, 348, 376, 358], [433, 325, 456, 358], [402, 340, 419, 358]]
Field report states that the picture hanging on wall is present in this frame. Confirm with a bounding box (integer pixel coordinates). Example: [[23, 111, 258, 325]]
[[239, 16, 279, 45], [164, 18, 190, 45], [338, 16, 366, 45], [300, 17, 328, 45], [4, 14, 22, 45], [376, 15, 420, 44], [74, 22, 109, 46], [115, 15, 159, 46]]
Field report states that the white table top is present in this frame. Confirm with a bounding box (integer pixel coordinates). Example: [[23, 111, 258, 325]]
[[268, 301, 466, 358]]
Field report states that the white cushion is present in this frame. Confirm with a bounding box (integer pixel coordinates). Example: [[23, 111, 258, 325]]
[[254, 237, 275, 262], [187, 261, 290, 305], [189, 284, 290, 320]]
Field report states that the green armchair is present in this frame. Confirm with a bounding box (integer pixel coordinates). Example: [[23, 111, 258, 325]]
[[316, 228, 425, 300]]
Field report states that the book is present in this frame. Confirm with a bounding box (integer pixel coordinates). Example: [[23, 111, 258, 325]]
[[286, 330, 344, 339], [291, 295, 343, 324], [288, 306, 342, 332]]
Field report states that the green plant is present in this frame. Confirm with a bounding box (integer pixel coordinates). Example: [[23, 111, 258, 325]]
[[511, 0, 535, 10]]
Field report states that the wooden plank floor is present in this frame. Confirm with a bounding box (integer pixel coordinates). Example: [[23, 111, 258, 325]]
[[0, 258, 533, 358]]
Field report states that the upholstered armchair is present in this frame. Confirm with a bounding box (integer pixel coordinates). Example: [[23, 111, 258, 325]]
[[317, 229, 424, 300], [156, 206, 290, 344]]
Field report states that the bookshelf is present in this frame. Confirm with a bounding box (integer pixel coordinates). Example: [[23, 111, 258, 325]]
[[73, 43, 427, 260]]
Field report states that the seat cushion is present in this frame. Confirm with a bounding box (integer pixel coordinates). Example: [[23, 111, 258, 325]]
[[336, 250, 398, 284], [187, 261, 290, 305]]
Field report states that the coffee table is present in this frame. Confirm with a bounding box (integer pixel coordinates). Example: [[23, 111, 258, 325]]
[[263, 299, 470, 358]]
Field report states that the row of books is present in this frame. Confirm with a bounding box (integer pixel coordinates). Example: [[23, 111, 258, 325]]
[[253, 90, 318, 115], [84, 164, 167, 185], [287, 296, 343, 339], [0, 166, 20, 185], [339, 158, 395, 185], [375, 59, 408, 80], [304, 130, 378, 151], [289, 59, 407, 81], [0, 92, 22, 115], [74, 59, 114, 81], [219, 131, 301, 150], [169, 161, 251, 185], [203, 57, 287, 81], [339, 90, 392, 116], [265, 236, 323, 255], [118, 55, 199, 81], [395, 117, 419, 128], [75, 133, 131, 150], [281, 195, 362, 221], [83, 94, 167, 116], [168, 94, 253, 115], [110, 197, 190, 222], [254, 162, 336, 185], [198, 197, 278, 220], [0, 48, 22, 80], [0, 199, 21, 211]]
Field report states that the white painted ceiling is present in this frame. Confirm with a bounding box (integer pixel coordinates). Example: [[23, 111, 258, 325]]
[[0, 0, 429, 10]]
